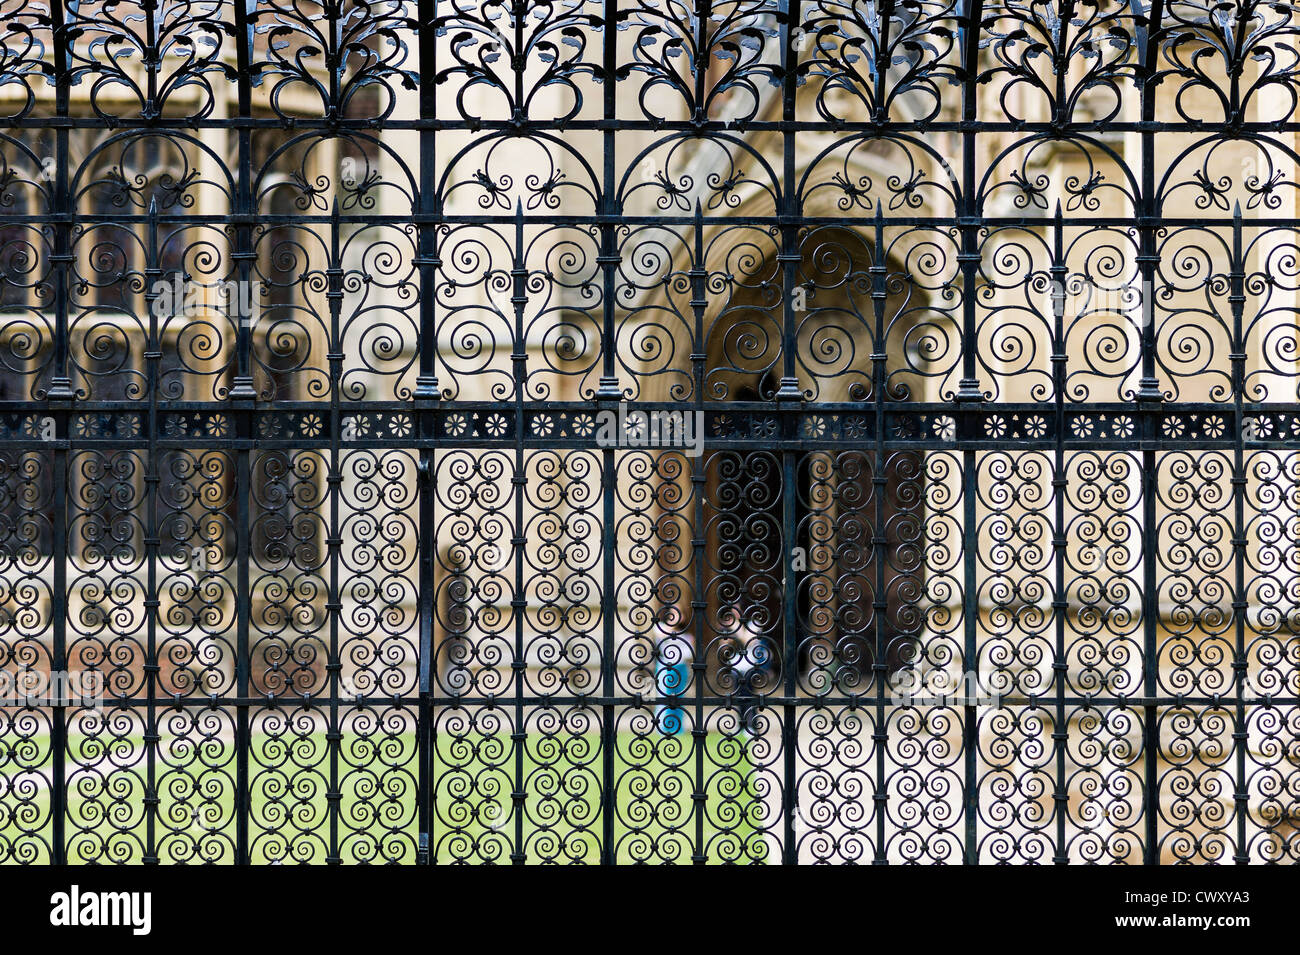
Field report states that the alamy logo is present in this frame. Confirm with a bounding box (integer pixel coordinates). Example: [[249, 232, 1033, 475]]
[[0, 670, 102, 710], [49, 885, 151, 935], [888, 662, 1004, 706], [594, 402, 705, 457], [150, 275, 258, 326]]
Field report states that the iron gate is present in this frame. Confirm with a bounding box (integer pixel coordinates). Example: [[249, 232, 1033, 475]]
[[0, 0, 1296, 864]]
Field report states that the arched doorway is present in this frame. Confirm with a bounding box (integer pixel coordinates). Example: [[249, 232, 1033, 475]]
[[692, 225, 929, 698]]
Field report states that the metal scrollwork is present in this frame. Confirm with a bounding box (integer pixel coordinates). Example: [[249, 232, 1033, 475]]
[[0, 0, 1294, 865]]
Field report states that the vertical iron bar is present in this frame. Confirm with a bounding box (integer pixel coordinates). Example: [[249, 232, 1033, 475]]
[[962, 447, 978, 865], [870, 201, 888, 865], [872, 0, 895, 125], [1048, 35, 1076, 863], [693, 0, 710, 119], [232, 0, 255, 866], [325, 199, 344, 864], [235, 443, 251, 864], [511, 202, 528, 865], [1137, 0, 1166, 867], [416, 448, 435, 866], [594, 0, 620, 404], [142, 199, 162, 865], [46, 0, 72, 864], [51, 426, 67, 864], [1229, 203, 1249, 864], [414, 0, 439, 867], [955, 0, 985, 404], [776, 0, 803, 403], [689, 201, 708, 864], [778, 0, 805, 868], [142, 0, 159, 119], [781, 446, 798, 866], [1050, 203, 1069, 865], [1052, 0, 1076, 129], [1141, 451, 1159, 865], [45, 0, 72, 402], [229, 0, 255, 402], [958, 0, 986, 867], [599, 0, 620, 863], [414, 0, 440, 403], [601, 442, 617, 864]]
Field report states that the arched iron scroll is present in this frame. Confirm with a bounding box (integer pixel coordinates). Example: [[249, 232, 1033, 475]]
[[0, 0, 1295, 865]]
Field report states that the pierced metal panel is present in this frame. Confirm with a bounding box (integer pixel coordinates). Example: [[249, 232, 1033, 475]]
[[0, 0, 1296, 864]]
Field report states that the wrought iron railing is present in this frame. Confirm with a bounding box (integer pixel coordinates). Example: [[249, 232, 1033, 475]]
[[0, 0, 1295, 863]]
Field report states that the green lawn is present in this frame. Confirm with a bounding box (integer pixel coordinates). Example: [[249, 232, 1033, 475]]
[[0, 729, 767, 864]]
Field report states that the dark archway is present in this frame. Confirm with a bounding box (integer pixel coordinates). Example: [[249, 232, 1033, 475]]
[[694, 227, 927, 697]]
